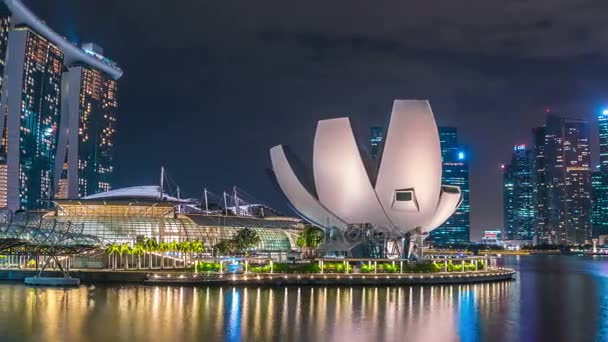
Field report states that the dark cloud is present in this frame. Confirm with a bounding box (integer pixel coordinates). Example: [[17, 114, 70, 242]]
[[24, 0, 608, 239]]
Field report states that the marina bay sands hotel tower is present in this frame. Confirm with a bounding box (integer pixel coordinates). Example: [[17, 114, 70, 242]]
[[0, 0, 122, 210]]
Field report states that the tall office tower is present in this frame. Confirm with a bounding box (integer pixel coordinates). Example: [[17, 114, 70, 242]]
[[502, 144, 536, 240], [0, 3, 9, 92], [1, 26, 64, 210], [0, 4, 10, 208], [438, 126, 458, 158], [369, 126, 383, 159], [592, 110, 608, 238], [541, 115, 592, 244], [532, 127, 549, 243], [55, 43, 118, 198], [429, 127, 470, 245], [0, 0, 122, 209], [591, 168, 608, 238]]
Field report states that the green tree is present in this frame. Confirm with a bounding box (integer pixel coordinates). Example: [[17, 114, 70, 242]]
[[132, 243, 145, 269], [179, 241, 192, 267], [119, 243, 132, 270], [105, 242, 120, 269], [233, 228, 261, 255], [158, 242, 169, 269], [215, 239, 237, 256], [168, 241, 179, 268], [296, 226, 324, 259], [191, 240, 204, 270], [143, 237, 159, 269]]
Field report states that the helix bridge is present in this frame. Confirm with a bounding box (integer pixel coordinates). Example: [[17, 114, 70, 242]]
[[0, 209, 102, 279]]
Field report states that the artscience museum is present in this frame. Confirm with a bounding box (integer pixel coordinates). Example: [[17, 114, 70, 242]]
[[270, 100, 462, 257]]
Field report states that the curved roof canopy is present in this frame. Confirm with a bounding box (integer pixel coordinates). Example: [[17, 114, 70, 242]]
[[83, 186, 193, 203], [4, 0, 123, 79]]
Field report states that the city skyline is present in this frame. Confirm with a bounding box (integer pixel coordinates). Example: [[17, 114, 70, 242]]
[[15, 0, 608, 240]]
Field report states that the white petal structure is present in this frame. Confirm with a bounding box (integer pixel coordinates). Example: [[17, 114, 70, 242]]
[[270, 145, 348, 231], [269, 99, 461, 235], [313, 118, 393, 227]]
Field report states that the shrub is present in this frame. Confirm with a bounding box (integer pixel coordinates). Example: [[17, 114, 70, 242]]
[[250, 265, 272, 273], [465, 263, 477, 271], [361, 263, 375, 273], [284, 263, 317, 273], [322, 262, 353, 273], [379, 263, 399, 273], [195, 262, 223, 273]]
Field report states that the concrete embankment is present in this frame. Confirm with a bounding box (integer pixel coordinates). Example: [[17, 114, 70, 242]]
[[0, 268, 515, 286], [0, 269, 148, 283], [145, 269, 516, 286]]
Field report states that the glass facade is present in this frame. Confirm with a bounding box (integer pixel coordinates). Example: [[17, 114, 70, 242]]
[[15, 28, 63, 210], [429, 127, 470, 246], [50, 201, 298, 253], [593, 111, 608, 238], [369, 126, 383, 159], [75, 66, 117, 197], [540, 115, 591, 244], [503, 145, 536, 240], [532, 127, 549, 243], [0, 3, 10, 98]]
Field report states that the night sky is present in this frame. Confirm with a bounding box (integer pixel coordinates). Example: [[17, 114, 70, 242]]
[[28, 0, 608, 240]]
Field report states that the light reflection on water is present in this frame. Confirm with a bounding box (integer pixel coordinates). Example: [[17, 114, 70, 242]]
[[0, 256, 608, 341]]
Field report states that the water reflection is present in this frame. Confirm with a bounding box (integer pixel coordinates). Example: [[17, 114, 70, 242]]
[[0, 282, 513, 342], [1, 256, 608, 341]]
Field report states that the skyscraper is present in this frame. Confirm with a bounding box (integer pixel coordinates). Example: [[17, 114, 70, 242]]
[[1, 25, 64, 210], [0, 0, 122, 209], [55, 44, 118, 198], [591, 168, 608, 238], [532, 126, 549, 243], [0, 4, 10, 208], [537, 114, 592, 244], [502, 144, 535, 240], [429, 127, 470, 245], [592, 110, 608, 238], [369, 126, 383, 159]]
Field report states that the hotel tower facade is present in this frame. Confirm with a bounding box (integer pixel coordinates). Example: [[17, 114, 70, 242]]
[[0, 0, 122, 210]]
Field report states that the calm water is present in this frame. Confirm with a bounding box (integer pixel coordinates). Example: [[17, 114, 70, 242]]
[[0, 256, 607, 342]]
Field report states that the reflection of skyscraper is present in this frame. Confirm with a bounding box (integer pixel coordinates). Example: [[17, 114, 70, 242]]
[[503, 144, 535, 240], [539, 115, 591, 244], [429, 127, 470, 245], [0, 0, 122, 209], [369, 126, 383, 159]]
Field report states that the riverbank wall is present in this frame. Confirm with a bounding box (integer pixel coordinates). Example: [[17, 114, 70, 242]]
[[0, 268, 515, 286]]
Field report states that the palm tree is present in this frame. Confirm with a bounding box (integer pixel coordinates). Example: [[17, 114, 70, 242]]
[[158, 242, 169, 269], [132, 243, 145, 269], [119, 243, 132, 270], [105, 243, 120, 269], [233, 228, 261, 255], [296, 226, 324, 259], [144, 238, 159, 269], [168, 241, 179, 268], [190, 240, 204, 270], [178, 241, 190, 268], [191, 240, 204, 256]]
